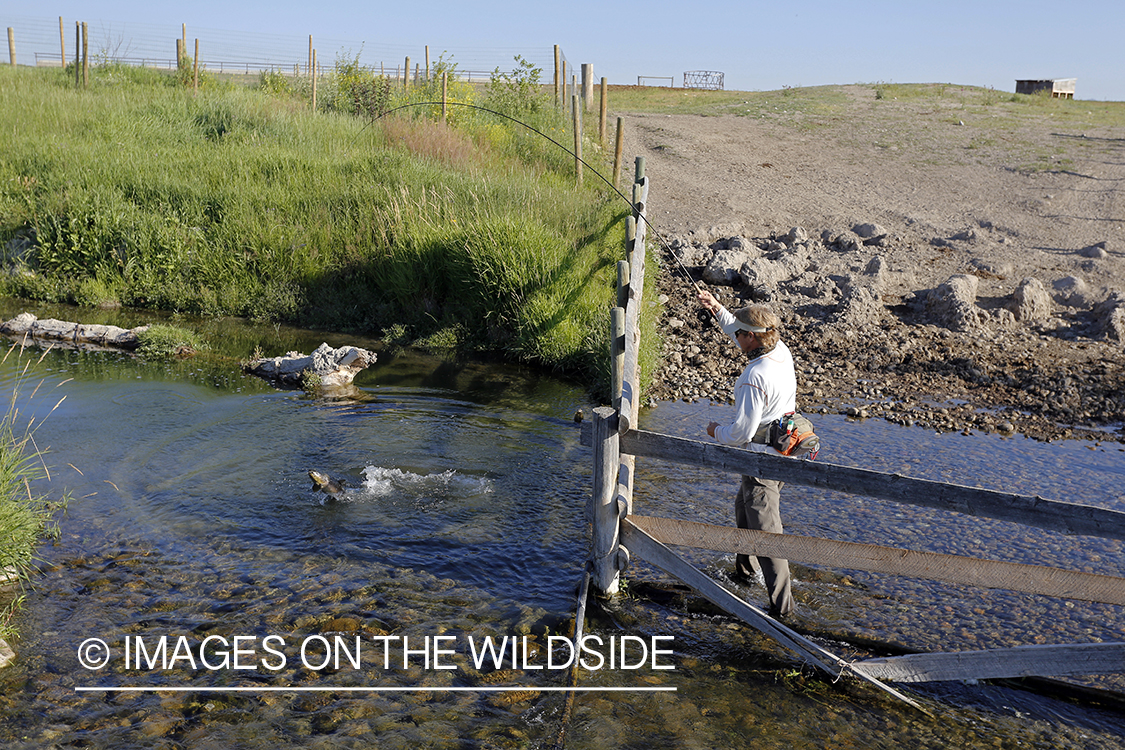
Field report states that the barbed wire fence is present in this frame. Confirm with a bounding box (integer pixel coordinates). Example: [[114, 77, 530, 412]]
[[4, 14, 568, 87]]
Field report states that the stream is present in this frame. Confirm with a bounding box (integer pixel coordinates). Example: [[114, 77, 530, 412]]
[[0, 299, 1121, 749]]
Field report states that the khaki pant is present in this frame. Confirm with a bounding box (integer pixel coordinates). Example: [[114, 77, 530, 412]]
[[734, 474, 794, 616]]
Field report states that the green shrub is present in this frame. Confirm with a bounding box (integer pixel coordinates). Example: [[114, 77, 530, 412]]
[[136, 324, 204, 359]]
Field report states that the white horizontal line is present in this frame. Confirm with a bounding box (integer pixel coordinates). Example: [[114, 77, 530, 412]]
[[76, 686, 676, 693]]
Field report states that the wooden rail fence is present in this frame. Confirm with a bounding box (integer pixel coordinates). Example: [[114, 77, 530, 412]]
[[582, 159, 1125, 706]]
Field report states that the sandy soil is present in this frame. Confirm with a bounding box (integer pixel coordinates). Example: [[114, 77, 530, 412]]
[[619, 85, 1125, 442]]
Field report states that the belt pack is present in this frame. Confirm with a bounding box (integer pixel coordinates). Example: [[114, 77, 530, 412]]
[[768, 412, 820, 459]]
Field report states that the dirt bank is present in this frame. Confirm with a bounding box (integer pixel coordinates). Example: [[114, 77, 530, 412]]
[[619, 85, 1125, 443]]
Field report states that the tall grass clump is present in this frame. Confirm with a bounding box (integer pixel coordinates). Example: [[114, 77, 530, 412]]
[[0, 346, 68, 640], [0, 61, 627, 383]]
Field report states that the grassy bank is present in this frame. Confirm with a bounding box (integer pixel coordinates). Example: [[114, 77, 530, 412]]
[[0, 62, 637, 387], [0, 350, 66, 641]]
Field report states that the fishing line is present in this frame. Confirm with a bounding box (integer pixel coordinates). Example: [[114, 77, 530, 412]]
[[353, 100, 710, 303]]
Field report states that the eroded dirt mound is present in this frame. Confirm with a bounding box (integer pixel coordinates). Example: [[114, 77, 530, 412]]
[[620, 87, 1125, 442]]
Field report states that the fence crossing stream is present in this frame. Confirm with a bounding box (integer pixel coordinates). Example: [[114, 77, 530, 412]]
[[580, 160, 1125, 709]]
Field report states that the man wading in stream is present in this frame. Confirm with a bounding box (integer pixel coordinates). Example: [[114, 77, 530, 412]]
[[698, 289, 796, 618]]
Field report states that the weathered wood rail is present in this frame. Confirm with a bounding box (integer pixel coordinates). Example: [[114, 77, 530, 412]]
[[582, 159, 1125, 698]]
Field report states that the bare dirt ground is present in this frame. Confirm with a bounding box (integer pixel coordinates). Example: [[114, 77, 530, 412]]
[[620, 85, 1125, 443]]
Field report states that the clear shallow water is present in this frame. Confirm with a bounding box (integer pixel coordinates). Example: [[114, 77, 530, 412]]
[[0, 301, 1122, 749]]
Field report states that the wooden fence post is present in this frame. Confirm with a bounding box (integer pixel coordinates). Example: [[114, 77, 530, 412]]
[[404, 56, 410, 89], [561, 60, 567, 110], [311, 49, 317, 110], [572, 95, 583, 187], [307, 36, 312, 76], [59, 17, 66, 66], [599, 77, 607, 146], [616, 260, 630, 310], [81, 22, 87, 88], [581, 63, 593, 111], [193, 39, 199, 92], [441, 71, 448, 122], [590, 407, 622, 595], [74, 22, 79, 86], [613, 117, 624, 190], [553, 45, 560, 108], [611, 307, 625, 410], [7, 27, 14, 66], [425, 45, 430, 82]]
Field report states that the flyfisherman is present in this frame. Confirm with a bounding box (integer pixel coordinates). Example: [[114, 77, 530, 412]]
[[698, 289, 796, 618]]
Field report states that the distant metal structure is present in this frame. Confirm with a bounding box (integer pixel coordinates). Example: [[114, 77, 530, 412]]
[[683, 70, 724, 90], [1015, 78, 1076, 99]]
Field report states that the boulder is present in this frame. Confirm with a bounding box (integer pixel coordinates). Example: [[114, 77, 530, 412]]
[[1006, 278, 1053, 322], [925, 274, 983, 331], [246, 343, 377, 388], [1052, 276, 1088, 307], [702, 238, 757, 285], [1091, 292, 1125, 341]]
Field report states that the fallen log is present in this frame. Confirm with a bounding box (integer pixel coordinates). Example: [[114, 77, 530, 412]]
[[0, 312, 148, 350]]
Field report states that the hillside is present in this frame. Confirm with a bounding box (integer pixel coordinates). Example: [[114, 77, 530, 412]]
[[614, 84, 1125, 442]]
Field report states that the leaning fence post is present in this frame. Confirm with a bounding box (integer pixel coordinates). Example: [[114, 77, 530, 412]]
[[590, 406, 622, 595]]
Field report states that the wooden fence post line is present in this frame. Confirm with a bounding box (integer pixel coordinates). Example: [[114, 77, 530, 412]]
[[590, 407, 622, 595], [7, 27, 14, 66], [553, 45, 560, 108], [581, 63, 593, 111], [81, 22, 87, 88], [635, 155, 646, 183], [193, 39, 199, 92], [613, 117, 624, 190]]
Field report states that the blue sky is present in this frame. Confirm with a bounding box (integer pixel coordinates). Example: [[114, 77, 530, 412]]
[[6, 1, 1124, 100]]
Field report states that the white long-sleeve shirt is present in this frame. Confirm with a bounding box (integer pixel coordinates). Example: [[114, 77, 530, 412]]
[[712, 306, 797, 451]]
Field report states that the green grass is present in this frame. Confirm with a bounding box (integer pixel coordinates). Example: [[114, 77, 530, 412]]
[[0, 63, 633, 385], [0, 346, 67, 640]]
